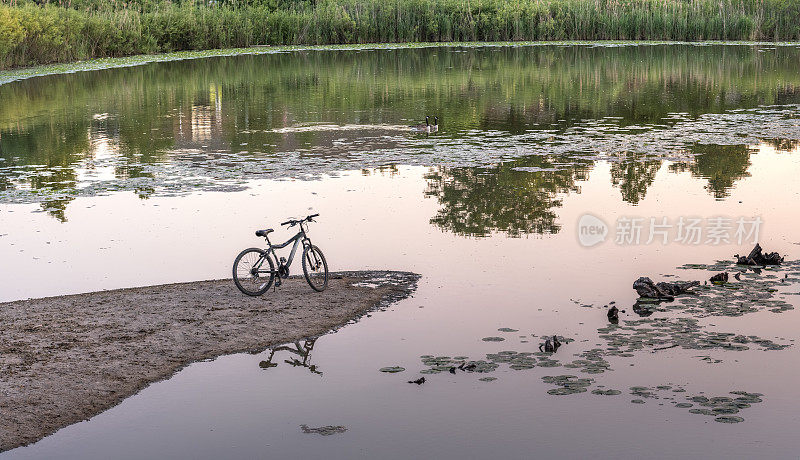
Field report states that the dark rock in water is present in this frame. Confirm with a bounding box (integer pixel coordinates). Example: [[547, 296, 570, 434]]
[[408, 377, 426, 385], [633, 277, 699, 300], [709, 272, 729, 284], [735, 243, 784, 266], [607, 306, 619, 323]]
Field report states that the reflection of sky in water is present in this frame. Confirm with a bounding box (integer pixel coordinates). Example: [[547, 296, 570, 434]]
[[2, 44, 800, 458], [2, 145, 800, 459]]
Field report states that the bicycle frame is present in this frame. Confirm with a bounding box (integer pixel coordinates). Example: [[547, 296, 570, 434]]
[[261, 222, 312, 271]]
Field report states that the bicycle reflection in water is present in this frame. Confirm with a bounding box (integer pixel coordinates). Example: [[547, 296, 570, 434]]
[[259, 338, 322, 375]]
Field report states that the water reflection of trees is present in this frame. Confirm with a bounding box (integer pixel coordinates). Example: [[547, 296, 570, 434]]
[[763, 138, 800, 152], [610, 153, 663, 205], [424, 155, 592, 237], [669, 144, 752, 199], [2, 45, 799, 220]]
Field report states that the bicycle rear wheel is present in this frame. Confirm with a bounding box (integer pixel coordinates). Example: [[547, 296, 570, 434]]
[[302, 245, 328, 292], [233, 248, 275, 296]]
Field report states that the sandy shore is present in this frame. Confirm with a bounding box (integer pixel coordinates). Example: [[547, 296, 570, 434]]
[[0, 271, 419, 452]]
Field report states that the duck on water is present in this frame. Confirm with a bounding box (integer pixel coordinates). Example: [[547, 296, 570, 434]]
[[411, 116, 438, 133]]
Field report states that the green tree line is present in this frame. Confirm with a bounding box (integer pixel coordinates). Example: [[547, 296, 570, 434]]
[[1, 0, 800, 69]]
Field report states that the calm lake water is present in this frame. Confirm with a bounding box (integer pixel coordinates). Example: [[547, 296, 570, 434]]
[[2, 44, 800, 459]]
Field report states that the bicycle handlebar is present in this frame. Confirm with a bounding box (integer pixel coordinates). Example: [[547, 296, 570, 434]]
[[281, 214, 320, 227]]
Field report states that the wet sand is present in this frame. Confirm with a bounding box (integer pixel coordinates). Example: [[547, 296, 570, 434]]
[[0, 271, 419, 452]]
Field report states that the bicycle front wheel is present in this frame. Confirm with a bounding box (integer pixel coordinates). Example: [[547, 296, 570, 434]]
[[302, 245, 328, 292], [233, 248, 275, 296]]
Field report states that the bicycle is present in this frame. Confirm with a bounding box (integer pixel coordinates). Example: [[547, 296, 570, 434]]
[[232, 213, 328, 295], [258, 339, 322, 375]]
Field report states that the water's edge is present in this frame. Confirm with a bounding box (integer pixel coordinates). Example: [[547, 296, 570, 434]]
[[2, 40, 799, 87], [0, 271, 420, 452]]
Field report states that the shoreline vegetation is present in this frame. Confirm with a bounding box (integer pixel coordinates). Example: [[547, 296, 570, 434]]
[[4, 39, 800, 86], [1, 0, 799, 70], [0, 272, 420, 451]]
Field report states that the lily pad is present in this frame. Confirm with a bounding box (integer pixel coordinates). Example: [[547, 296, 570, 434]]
[[379, 366, 405, 373], [592, 389, 622, 396], [689, 408, 715, 415], [714, 416, 745, 423]]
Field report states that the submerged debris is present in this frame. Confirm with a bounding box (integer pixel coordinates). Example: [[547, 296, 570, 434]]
[[408, 377, 426, 385], [632, 301, 659, 317], [633, 277, 700, 300], [538, 335, 563, 353], [735, 244, 784, 266], [709, 272, 728, 284], [607, 306, 619, 323]]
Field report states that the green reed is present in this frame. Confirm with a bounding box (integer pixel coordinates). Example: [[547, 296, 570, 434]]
[[1, 0, 799, 69]]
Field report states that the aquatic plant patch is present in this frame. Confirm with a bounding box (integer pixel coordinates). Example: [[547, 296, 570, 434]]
[[390, 257, 795, 424], [3, 104, 800, 218]]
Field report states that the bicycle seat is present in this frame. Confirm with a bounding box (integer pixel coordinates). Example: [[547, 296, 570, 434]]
[[255, 229, 274, 237]]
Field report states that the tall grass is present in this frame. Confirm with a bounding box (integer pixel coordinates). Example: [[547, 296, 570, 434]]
[[1, 0, 799, 69]]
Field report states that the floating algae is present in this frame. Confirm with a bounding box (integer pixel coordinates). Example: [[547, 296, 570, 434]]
[[300, 424, 348, 436], [592, 389, 622, 396], [672, 260, 800, 317], [479, 377, 498, 382], [543, 375, 594, 395], [630, 386, 660, 399], [715, 416, 745, 423], [497, 328, 519, 332], [379, 366, 406, 373], [678, 391, 764, 422], [482, 337, 505, 342], [689, 408, 716, 415]]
